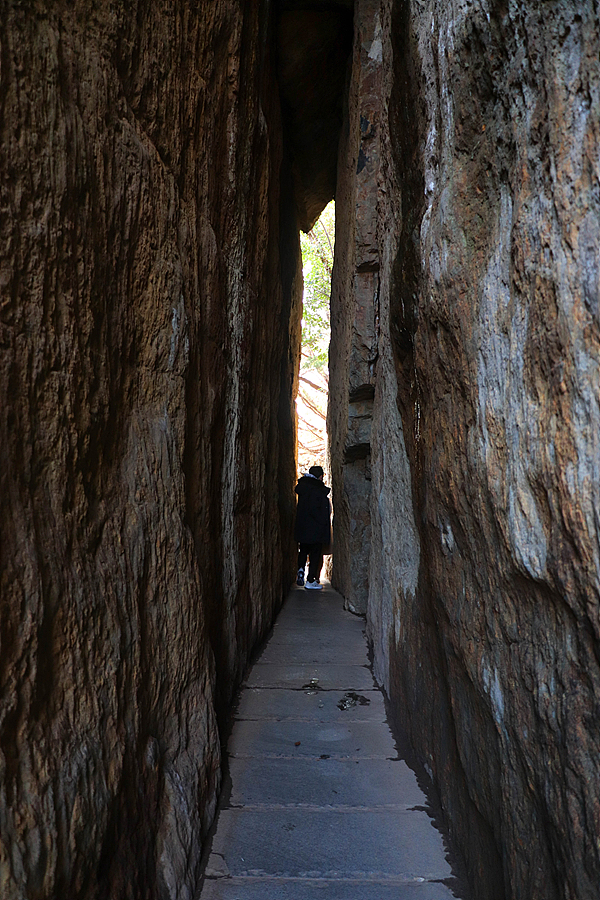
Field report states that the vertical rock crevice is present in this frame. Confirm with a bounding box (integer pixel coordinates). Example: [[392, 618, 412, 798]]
[[3, 2, 600, 900]]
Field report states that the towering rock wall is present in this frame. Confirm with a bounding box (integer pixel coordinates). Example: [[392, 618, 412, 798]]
[[331, 1, 600, 898], [0, 2, 299, 897], [328, 0, 382, 614]]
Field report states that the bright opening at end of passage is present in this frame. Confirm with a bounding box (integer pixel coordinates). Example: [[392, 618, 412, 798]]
[[296, 200, 334, 477]]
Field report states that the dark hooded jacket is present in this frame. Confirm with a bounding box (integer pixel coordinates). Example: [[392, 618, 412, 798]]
[[294, 474, 331, 545]]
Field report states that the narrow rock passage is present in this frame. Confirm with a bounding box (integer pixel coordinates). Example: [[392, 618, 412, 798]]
[[199, 583, 463, 899]]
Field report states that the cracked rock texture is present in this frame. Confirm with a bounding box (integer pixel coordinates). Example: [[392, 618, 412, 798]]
[[0, 2, 299, 898], [331, 1, 600, 899]]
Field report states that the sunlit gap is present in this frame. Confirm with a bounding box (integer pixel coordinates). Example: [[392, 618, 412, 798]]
[[296, 200, 334, 477]]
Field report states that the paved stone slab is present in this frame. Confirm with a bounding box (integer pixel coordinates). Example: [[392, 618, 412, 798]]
[[271, 598, 364, 618], [227, 756, 427, 809], [272, 598, 364, 621], [273, 590, 364, 626], [200, 876, 458, 899], [268, 619, 365, 636], [228, 718, 396, 759], [257, 635, 369, 666], [235, 688, 385, 722], [200, 585, 465, 900], [204, 808, 453, 880], [245, 663, 375, 691]]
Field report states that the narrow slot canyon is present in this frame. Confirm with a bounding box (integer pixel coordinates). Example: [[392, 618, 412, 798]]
[[1, 3, 599, 900]]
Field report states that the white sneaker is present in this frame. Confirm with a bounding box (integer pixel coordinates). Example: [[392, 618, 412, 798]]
[[305, 580, 323, 591], [296, 569, 305, 586]]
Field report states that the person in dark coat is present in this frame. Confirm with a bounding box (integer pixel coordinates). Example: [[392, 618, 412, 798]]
[[294, 465, 331, 590]]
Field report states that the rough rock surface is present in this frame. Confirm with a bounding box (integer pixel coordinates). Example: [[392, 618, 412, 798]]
[[328, 0, 382, 615], [0, 3, 299, 898], [330, 1, 600, 899]]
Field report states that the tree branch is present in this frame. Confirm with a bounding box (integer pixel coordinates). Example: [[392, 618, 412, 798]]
[[299, 375, 327, 393], [298, 392, 327, 421], [298, 416, 326, 438]]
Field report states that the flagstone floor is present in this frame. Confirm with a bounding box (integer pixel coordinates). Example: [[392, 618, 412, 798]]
[[199, 582, 466, 899]]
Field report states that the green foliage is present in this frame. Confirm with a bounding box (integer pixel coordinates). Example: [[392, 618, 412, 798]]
[[300, 201, 334, 374]]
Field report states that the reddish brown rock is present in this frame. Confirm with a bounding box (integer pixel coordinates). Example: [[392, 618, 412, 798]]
[[0, 3, 299, 898]]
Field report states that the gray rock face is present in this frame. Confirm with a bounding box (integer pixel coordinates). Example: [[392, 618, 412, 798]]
[[328, 0, 383, 615], [0, 3, 299, 898], [331, 0, 600, 898]]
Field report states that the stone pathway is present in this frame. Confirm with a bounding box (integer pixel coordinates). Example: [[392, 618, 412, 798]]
[[199, 582, 464, 899]]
